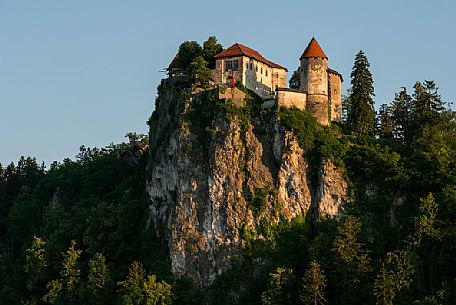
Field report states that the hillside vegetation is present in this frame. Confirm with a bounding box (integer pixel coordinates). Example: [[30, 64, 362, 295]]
[[0, 38, 455, 305]]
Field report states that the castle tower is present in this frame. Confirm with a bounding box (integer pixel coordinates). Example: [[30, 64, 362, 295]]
[[299, 37, 329, 125]]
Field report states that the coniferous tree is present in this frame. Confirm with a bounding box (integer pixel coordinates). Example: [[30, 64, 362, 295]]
[[332, 216, 372, 305], [409, 80, 445, 141], [390, 87, 413, 142], [300, 261, 327, 305], [24, 236, 48, 304], [43, 240, 82, 305], [261, 268, 296, 305], [377, 104, 394, 139], [117, 261, 172, 305], [373, 251, 413, 305], [346, 50, 375, 135], [85, 253, 112, 305], [289, 68, 300, 89], [117, 261, 145, 305]]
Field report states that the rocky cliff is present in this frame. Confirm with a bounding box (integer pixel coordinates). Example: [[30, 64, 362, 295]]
[[146, 81, 347, 287]]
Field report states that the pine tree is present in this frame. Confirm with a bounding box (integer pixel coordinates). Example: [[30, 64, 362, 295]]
[[117, 261, 145, 305], [390, 87, 413, 142], [85, 253, 112, 305], [300, 261, 327, 305], [261, 268, 296, 305], [42, 240, 82, 305], [377, 104, 394, 139], [373, 251, 413, 305], [409, 80, 445, 141], [25, 236, 48, 291], [332, 216, 372, 305], [117, 261, 172, 305], [347, 50, 375, 135]]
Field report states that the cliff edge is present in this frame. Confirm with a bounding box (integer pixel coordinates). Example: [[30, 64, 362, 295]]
[[146, 81, 347, 287]]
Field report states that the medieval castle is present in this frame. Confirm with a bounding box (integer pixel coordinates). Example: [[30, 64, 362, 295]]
[[170, 37, 343, 126]]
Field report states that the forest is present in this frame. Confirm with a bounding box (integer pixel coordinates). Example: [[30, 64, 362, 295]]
[[0, 37, 455, 305]]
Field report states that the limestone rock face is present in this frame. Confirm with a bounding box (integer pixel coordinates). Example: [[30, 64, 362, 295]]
[[315, 160, 347, 217], [147, 83, 347, 287]]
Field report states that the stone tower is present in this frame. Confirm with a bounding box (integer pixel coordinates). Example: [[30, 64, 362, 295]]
[[299, 37, 329, 125]]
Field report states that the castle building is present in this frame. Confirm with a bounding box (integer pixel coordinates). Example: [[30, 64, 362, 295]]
[[210, 38, 343, 125], [163, 38, 342, 125], [211, 43, 288, 97]]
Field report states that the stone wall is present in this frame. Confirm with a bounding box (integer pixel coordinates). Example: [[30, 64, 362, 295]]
[[276, 88, 307, 111], [300, 57, 329, 125], [300, 57, 328, 96], [218, 87, 246, 100], [328, 71, 342, 122], [272, 67, 287, 90], [307, 94, 329, 126]]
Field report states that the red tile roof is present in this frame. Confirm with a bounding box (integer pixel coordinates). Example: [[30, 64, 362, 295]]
[[214, 43, 287, 71], [300, 37, 327, 59]]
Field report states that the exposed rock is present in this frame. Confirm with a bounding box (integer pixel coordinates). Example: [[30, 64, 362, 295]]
[[146, 82, 347, 287], [314, 160, 347, 217]]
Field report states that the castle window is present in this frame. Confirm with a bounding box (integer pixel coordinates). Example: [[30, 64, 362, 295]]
[[246, 63, 248, 70], [256, 65, 258, 72], [225, 60, 239, 72], [266, 70, 268, 76], [275, 73, 279, 79], [249, 63, 253, 70], [261, 68, 263, 74]]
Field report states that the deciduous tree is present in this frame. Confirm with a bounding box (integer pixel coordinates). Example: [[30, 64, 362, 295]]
[[202, 36, 223, 69]]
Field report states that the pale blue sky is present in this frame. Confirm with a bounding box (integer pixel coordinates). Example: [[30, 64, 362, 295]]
[[1, 0, 455, 166]]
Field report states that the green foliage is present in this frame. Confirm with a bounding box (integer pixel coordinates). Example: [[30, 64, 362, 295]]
[[172, 277, 203, 305], [117, 261, 172, 305], [143, 274, 172, 305], [202, 36, 223, 69], [411, 81, 445, 130], [377, 104, 394, 139], [410, 193, 440, 249], [174, 41, 202, 70], [1, 40, 456, 304], [42, 240, 82, 305], [117, 261, 146, 305], [346, 50, 376, 135], [0, 134, 167, 304], [373, 251, 413, 305], [250, 188, 275, 215], [261, 267, 296, 305], [332, 216, 372, 305], [7, 186, 41, 251], [25, 236, 48, 292], [390, 87, 413, 142], [189, 56, 211, 87], [289, 68, 300, 89], [300, 260, 327, 305], [278, 106, 348, 168], [86, 253, 112, 305]]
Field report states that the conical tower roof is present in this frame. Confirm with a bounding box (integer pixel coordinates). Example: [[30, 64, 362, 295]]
[[300, 37, 327, 59]]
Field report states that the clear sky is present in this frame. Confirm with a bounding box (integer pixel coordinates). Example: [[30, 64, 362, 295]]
[[1, 0, 455, 166]]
